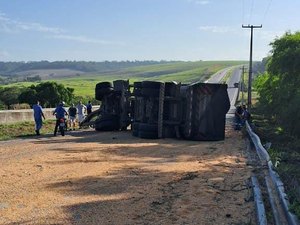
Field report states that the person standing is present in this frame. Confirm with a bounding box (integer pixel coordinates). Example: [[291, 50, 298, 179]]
[[53, 101, 68, 136], [234, 105, 244, 130], [68, 103, 77, 130], [242, 105, 251, 122], [86, 100, 92, 115], [77, 101, 86, 127], [32, 101, 45, 135]]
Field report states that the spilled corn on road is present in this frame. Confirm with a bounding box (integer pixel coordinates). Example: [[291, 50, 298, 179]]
[[0, 125, 255, 225]]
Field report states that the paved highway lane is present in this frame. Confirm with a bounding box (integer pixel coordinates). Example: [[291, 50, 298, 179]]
[[205, 68, 231, 83], [226, 67, 241, 113]]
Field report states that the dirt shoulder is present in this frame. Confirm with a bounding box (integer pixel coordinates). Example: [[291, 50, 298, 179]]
[[0, 126, 255, 225]]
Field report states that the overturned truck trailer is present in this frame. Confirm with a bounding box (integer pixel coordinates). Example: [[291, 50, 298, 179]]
[[81, 80, 230, 141], [180, 82, 230, 141]]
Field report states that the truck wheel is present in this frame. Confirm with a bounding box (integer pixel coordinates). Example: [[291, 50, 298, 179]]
[[133, 89, 143, 96], [133, 82, 143, 96], [132, 122, 140, 130], [94, 114, 120, 131], [133, 82, 143, 89], [165, 82, 177, 97], [142, 81, 162, 89], [95, 87, 113, 100], [139, 123, 158, 132], [139, 130, 158, 139], [141, 88, 159, 97], [95, 120, 116, 131], [132, 122, 140, 137], [96, 82, 112, 89]]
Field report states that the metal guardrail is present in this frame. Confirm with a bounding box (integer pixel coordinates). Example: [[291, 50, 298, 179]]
[[251, 175, 268, 225], [246, 121, 299, 225]]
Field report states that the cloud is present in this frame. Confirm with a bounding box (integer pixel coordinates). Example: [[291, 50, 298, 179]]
[[0, 12, 63, 34], [50, 34, 124, 45], [0, 12, 122, 46], [188, 0, 211, 5], [198, 25, 236, 33]]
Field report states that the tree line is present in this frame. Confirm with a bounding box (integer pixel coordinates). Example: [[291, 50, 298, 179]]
[[0, 81, 89, 109], [254, 31, 300, 137]]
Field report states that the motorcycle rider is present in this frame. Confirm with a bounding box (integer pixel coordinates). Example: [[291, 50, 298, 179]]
[[53, 101, 68, 136]]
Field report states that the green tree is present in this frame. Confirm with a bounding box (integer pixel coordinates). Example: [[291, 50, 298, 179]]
[[18, 86, 38, 107], [34, 82, 74, 107], [255, 31, 300, 136], [0, 87, 22, 108]]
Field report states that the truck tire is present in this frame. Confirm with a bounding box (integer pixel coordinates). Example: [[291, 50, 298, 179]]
[[100, 114, 119, 122], [133, 82, 142, 89], [95, 121, 109, 131], [133, 82, 143, 96], [132, 122, 140, 137], [132, 122, 140, 130], [95, 87, 113, 100], [141, 88, 159, 97], [133, 89, 142, 96], [163, 126, 176, 138], [95, 120, 117, 131], [94, 114, 120, 131], [142, 81, 162, 89], [139, 130, 158, 139], [96, 82, 112, 89], [139, 123, 158, 132], [165, 82, 177, 97]]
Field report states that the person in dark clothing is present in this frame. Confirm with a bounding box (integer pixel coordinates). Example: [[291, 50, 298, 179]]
[[242, 104, 251, 122], [32, 101, 45, 135], [86, 101, 92, 115], [68, 103, 77, 130], [53, 102, 68, 136], [234, 105, 244, 130]]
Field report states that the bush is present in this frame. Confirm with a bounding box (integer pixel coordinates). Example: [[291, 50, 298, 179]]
[[0, 100, 6, 110], [9, 103, 31, 110]]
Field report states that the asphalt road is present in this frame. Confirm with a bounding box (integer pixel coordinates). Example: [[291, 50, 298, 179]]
[[205, 68, 231, 83], [226, 67, 241, 113]]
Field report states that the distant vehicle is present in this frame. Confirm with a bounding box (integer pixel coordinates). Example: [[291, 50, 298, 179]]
[[234, 82, 239, 88], [81, 80, 230, 141]]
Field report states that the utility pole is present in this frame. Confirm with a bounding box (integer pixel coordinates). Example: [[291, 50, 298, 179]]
[[242, 24, 262, 109], [240, 66, 246, 104]]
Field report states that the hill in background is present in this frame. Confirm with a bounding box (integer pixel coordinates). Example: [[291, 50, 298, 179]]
[[0, 61, 171, 83], [1, 60, 248, 97]]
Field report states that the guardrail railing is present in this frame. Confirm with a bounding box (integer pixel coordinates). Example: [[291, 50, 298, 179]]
[[246, 121, 299, 225]]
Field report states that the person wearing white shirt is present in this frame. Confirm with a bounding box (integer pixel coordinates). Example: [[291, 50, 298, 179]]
[[77, 101, 87, 126]]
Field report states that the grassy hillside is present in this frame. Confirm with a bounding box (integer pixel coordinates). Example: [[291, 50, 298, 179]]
[[6, 61, 246, 97]]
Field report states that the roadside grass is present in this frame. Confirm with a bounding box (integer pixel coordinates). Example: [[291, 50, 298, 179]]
[[251, 106, 300, 219], [0, 120, 56, 140]]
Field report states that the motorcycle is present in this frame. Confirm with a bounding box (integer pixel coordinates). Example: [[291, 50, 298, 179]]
[[58, 118, 66, 136]]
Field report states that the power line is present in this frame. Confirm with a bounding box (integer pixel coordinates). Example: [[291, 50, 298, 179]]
[[243, 0, 272, 26], [262, 0, 272, 24], [242, 0, 245, 24], [249, 0, 255, 24]]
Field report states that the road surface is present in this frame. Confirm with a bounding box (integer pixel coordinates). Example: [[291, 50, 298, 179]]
[[0, 128, 255, 225], [226, 67, 242, 114], [0, 70, 255, 225]]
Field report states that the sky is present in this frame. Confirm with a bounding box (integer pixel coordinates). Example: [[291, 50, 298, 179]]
[[0, 0, 299, 62]]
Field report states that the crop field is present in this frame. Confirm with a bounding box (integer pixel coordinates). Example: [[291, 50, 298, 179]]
[[6, 61, 246, 97]]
